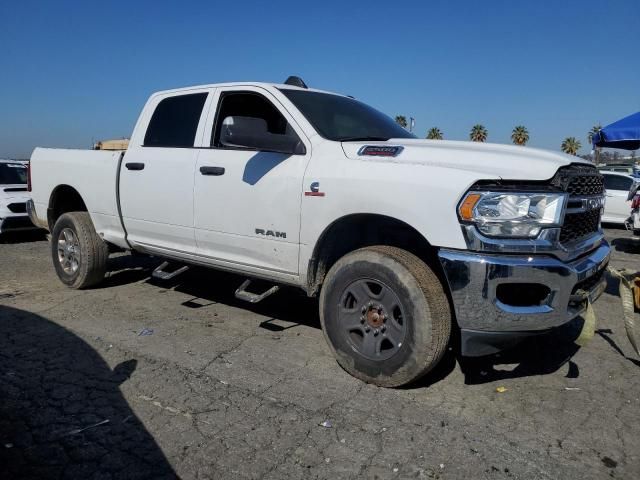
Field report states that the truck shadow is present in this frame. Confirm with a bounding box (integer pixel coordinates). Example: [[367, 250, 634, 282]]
[[0, 305, 176, 479], [144, 262, 321, 329], [0, 230, 48, 244], [153, 265, 463, 387], [611, 236, 640, 254], [102, 253, 164, 288], [104, 254, 606, 388], [595, 328, 640, 367], [457, 319, 583, 385]]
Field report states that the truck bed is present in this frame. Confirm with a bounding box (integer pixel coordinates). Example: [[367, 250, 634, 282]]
[[29, 148, 127, 246]]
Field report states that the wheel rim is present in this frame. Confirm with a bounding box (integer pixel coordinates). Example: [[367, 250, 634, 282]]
[[57, 228, 80, 274], [338, 278, 407, 361]]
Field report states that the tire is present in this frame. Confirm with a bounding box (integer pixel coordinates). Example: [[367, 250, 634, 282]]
[[51, 212, 108, 289], [319, 246, 451, 387]]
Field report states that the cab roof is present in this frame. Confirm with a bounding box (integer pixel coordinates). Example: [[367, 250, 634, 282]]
[[151, 82, 343, 98]]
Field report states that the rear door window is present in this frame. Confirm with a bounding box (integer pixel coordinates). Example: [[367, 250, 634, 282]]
[[144, 93, 207, 147], [0, 163, 28, 184]]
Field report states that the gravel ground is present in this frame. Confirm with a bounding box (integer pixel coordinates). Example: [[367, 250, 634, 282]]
[[1, 227, 639, 479]]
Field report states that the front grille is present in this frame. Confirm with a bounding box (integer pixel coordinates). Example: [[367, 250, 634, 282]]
[[7, 202, 26, 213], [552, 164, 604, 196], [553, 164, 604, 244], [565, 173, 604, 196], [560, 208, 601, 243]]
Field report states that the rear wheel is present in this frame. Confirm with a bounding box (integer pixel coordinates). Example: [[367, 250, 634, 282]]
[[319, 246, 451, 387], [51, 212, 108, 289]]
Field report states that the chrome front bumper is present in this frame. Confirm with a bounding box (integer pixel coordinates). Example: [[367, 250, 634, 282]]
[[438, 243, 610, 337]]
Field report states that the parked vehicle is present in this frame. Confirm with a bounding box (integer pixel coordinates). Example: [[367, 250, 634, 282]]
[[28, 78, 610, 386], [598, 164, 634, 174], [0, 160, 37, 235], [627, 191, 640, 235], [598, 164, 640, 179], [601, 172, 638, 224]]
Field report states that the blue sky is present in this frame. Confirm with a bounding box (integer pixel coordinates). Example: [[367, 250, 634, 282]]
[[1, 0, 638, 158]]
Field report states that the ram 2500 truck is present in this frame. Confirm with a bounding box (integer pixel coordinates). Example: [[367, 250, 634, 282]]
[[28, 77, 610, 387]]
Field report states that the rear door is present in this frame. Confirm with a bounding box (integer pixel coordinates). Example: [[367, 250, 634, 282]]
[[119, 90, 212, 253], [193, 87, 311, 277], [602, 173, 634, 223]]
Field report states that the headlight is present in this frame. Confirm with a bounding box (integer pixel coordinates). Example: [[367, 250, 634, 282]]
[[458, 192, 566, 238]]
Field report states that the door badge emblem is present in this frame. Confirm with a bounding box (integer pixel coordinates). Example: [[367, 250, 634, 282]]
[[305, 182, 325, 197]]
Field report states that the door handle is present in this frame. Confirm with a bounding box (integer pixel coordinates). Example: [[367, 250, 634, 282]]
[[125, 162, 145, 171], [200, 166, 225, 176]]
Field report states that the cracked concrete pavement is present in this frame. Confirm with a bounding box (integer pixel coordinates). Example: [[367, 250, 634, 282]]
[[1, 227, 639, 479]]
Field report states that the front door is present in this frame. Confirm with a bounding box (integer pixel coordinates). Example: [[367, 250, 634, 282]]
[[193, 87, 310, 276]]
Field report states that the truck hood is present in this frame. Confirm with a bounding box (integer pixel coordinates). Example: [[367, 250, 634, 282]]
[[341, 139, 590, 181]]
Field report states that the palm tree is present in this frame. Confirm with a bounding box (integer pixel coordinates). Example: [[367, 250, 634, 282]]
[[395, 116, 408, 128], [426, 127, 443, 140], [561, 137, 581, 155], [511, 125, 529, 146], [587, 124, 602, 144], [588, 124, 603, 165], [469, 124, 488, 142]]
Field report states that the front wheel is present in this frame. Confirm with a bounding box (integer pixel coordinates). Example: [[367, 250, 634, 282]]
[[319, 246, 452, 387], [51, 212, 108, 289]]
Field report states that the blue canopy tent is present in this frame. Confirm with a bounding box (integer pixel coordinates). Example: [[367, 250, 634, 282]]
[[592, 111, 640, 150]]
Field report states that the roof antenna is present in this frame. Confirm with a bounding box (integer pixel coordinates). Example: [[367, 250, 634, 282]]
[[284, 76, 308, 89]]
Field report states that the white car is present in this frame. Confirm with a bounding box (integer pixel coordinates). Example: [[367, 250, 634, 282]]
[[601, 171, 637, 224], [0, 160, 37, 234], [27, 78, 610, 386]]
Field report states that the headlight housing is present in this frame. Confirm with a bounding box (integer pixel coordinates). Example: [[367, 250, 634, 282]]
[[458, 191, 567, 238]]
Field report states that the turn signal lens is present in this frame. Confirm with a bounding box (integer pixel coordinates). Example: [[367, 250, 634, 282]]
[[459, 193, 481, 220]]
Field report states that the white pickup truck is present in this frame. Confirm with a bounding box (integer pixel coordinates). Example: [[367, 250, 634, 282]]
[[28, 77, 610, 386], [0, 160, 36, 235]]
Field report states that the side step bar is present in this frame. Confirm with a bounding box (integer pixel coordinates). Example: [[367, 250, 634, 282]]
[[235, 279, 279, 304], [152, 261, 189, 280]]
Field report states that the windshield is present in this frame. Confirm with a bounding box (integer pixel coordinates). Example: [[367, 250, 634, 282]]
[[0, 163, 28, 185], [280, 89, 416, 142]]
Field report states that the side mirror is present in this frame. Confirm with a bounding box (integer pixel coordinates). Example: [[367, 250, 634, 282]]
[[628, 181, 640, 201], [220, 116, 305, 155]]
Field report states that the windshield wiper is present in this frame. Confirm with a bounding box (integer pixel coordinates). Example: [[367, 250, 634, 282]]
[[338, 136, 390, 142]]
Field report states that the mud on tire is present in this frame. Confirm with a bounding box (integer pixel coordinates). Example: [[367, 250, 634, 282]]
[[319, 246, 451, 387]]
